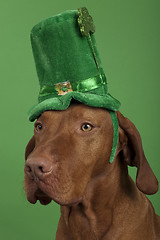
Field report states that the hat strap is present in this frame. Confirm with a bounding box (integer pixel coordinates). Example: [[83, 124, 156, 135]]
[[109, 111, 119, 163]]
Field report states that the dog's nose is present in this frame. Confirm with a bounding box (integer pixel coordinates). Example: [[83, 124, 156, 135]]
[[25, 157, 53, 179]]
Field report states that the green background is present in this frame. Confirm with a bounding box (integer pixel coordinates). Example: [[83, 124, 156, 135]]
[[0, 0, 159, 239]]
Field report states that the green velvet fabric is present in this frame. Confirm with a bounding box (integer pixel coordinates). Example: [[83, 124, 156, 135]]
[[31, 10, 104, 90], [28, 10, 120, 121]]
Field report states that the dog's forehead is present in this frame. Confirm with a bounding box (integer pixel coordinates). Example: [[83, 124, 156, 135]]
[[68, 104, 110, 120], [38, 104, 111, 123]]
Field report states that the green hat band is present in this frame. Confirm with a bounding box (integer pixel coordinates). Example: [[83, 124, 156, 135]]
[[39, 74, 106, 99]]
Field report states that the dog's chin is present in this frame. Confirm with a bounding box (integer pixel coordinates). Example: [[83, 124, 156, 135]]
[[41, 187, 83, 207], [52, 195, 82, 207]]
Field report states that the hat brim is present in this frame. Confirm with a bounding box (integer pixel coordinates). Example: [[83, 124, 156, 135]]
[[28, 91, 120, 121]]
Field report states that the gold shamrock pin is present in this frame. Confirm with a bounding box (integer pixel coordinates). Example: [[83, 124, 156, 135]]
[[78, 7, 95, 36]]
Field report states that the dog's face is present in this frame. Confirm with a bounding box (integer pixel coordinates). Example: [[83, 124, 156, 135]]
[[24, 104, 158, 206], [24, 104, 114, 206]]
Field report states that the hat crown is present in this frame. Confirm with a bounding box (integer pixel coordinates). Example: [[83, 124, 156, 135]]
[[31, 10, 105, 96]]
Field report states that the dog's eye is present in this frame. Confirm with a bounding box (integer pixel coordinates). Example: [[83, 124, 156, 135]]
[[35, 122, 43, 132], [81, 123, 93, 132]]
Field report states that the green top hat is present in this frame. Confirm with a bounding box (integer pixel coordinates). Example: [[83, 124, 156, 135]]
[[28, 8, 120, 122], [28, 8, 120, 163]]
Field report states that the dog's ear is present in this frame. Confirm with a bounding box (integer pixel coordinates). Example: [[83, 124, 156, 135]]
[[25, 136, 35, 160], [116, 111, 159, 195]]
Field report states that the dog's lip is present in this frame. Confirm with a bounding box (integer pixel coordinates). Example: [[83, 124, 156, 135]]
[[35, 188, 47, 197], [27, 181, 82, 206], [35, 188, 52, 205], [27, 195, 37, 204], [28, 177, 81, 206]]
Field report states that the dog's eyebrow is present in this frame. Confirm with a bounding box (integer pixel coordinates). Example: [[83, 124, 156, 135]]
[[68, 109, 109, 127]]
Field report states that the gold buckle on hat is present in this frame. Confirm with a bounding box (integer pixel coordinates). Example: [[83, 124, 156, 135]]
[[55, 81, 73, 96]]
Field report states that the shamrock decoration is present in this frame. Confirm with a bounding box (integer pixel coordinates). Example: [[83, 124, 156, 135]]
[[78, 7, 95, 37], [78, 7, 101, 75]]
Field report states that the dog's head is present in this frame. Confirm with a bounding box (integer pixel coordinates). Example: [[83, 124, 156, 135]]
[[24, 104, 158, 206]]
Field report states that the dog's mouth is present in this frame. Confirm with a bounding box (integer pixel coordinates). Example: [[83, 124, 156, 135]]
[[25, 170, 83, 206], [25, 178, 52, 205], [26, 180, 83, 207], [35, 188, 52, 205]]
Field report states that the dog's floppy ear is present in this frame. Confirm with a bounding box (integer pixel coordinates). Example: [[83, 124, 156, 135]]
[[116, 111, 159, 195], [25, 136, 35, 160]]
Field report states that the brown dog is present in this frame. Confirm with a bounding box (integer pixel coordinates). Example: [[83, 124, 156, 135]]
[[24, 103, 160, 240]]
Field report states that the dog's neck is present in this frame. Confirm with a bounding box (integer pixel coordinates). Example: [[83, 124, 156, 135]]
[[60, 156, 143, 239]]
